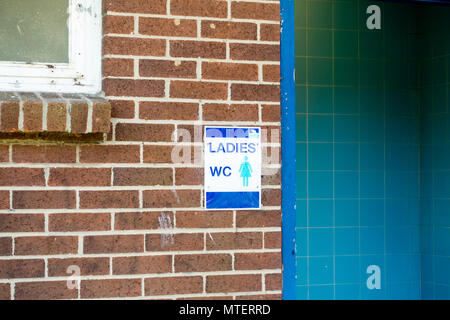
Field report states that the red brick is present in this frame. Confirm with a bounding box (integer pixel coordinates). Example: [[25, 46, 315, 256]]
[[0, 214, 45, 232], [0, 191, 8, 210], [113, 255, 172, 274], [0, 145, 9, 162], [261, 23, 280, 41], [114, 168, 172, 186], [84, 235, 144, 254], [171, 81, 227, 100], [13, 191, 76, 209], [47, 102, 67, 132], [48, 258, 110, 276], [143, 189, 201, 208], [175, 168, 203, 185], [234, 252, 281, 270], [140, 102, 199, 121], [103, 58, 134, 77], [92, 102, 111, 134], [105, 0, 166, 14], [202, 62, 258, 81], [14, 236, 78, 255], [236, 210, 281, 228], [145, 233, 204, 252], [262, 167, 281, 185], [49, 213, 111, 232], [0, 259, 45, 279], [80, 191, 139, 209], [201, 21, 257, 40], [203, 103, 259, 121], [103, 78, 165, 97], [174, 254, 232, 272], [70, 102, 88, 134], [231, 84, 280, 102], [143, 145, 175, 163], [178, 296, 233, 300], [262, 104, 281, 121], [80, 145, 140, 163], [265, 273, 282, 291], [12, 145, 76, 163], [170, 40, 226, 59], [0, 283, 10, 300], [104, 15, 134, 34], [232, 2, 280, 21], [0, 102, 19, 132], [81, 279, 141, 298], [115, 212, 173, 230], [116, 123, 174, 142], [264, 232, 281, 249], [0, 168, 44, 186], [261, 188, 281, 206], [145, 276, 203, 296], [171, 0, 227, 18], [140, 59, 197, 78], [206, 274, 262, 293], [236, 294, 282, 300], [176, 211, 233, 229], [15, 281, 78, 300], [206, 232, 262, 250], [263, 65, 281, 82], [49, 168, 111, 186], [23, 101, 43, 132], [0, 237, 12, 255], [140, 18, 197, 37], [110, 100, 135, 119], [104, 36, 166, 56], [230, 43, 280, 61]]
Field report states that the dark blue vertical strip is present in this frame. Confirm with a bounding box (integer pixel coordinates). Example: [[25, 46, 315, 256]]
[[280, 0, 296, 300]]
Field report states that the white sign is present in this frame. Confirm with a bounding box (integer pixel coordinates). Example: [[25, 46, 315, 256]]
[[204, 127, 261, 210]]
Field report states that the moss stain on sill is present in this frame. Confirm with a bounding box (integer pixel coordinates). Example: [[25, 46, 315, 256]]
[[0, 132, 105, 144]]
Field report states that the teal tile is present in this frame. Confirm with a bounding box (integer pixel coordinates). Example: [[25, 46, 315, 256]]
[[308, 115, 333, 142], [296, 85, 307, 113], [335, 199, 359, 227], [309, 228, 333, 256], [334, 87, 358, 114], [359, 31, 383, 59], [308, 86, 332, 113], [295, 29, 306, 57], [308, 199, 333, 227], [308, 58, 332, 85], [308, 0, 332, 29], [335, 228, 359, 255], [360, 60, 383, 87], [334, 143, 358, 170], [294, 0, 306, 28], [309, 256, 333, 285], [295, 58, 306, 85], [308, 143, 333, 171], [334, 59, 358, 86], [308, 285, 334, 300], [308, 172, 333, 198], [296, 114, 307, 141], [308, 29, 332, 57], [334, 115, 359, 142], [334, 30, 358, 58], [334, 0, 358, 30], [335, 256, 360, 283], [296, 142, 307, 170]]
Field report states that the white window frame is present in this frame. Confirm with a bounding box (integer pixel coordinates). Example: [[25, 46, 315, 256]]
[[0, 0, 102, 94]]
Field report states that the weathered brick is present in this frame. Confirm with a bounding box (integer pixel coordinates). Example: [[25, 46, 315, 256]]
[[171, 81, 227, 100], [176, 211, 233, 229], [116, 123, 174, 142], [105, 0, 166, 14], [0, 259, 45, 279], [70, 102, 88, 134], [236, 210, 281, 228], [104, 36, 166, 56], [230, 43, 280, 61], [84, 235, 144, 254], [174, 254, 232, 272], [206, 232, 262, 250], [202, 62, 258, 81], [145, 233, 204, 252], [143, 145, 175, 163], [0, 145, 9, 162], [236, 294, 282, 300], [113, 255, 172, 274], [261, 23, 280, 42], [263, 65, 281, 82], [0, 191, 9, 210], [80, 191, 139, 209], [264, 232, 281, 249], [13, 191, 76, 209], [92, 102, 111, 133], [0, 168, 45, 186], [47, 102, 67, 132], [140, 59, 197, 78], [261, 188, 281, 206], [110, 100, 135, 119], [145, 276, 203, 296], [140, 18, 197, 37], [231, 2, 280, 21], [0, 102, 19, 132], [143, 189, 201, 208], [201, 21, 257, 40], [203, 104, 259, 121], [12, 145, 76, 163], [114, 168, 173, 186], [231, 84, 280, 102], [0, 214, 45, 233], [103, 78, 165, 97], [81, 279, 141, 299], [234, 252, 282, 270], [261, 104, 281, 122], [206, 274, 262, 293], [115, 212, 173, 230], [175, 168, 203, 185], [104, 15, 134, 34], [140, 102, 199, 121], [0, 237, 12, 255], [80, 145, 140, 163], [0, 283, 10, 300], [49, 168, 111, 186], [14, 236, 78, 255], [15, 281, 78, 300], [48, 258, 110, 276], [171, 0, 227, 18], [265, 273, 282, 291], [49, 213, 111, 232], [103, 58, 134, 77], [23, 101, 43, 132], [170, 40, 226, 59]]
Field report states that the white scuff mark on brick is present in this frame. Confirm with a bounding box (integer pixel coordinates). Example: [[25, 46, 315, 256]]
[[174, 60, 181, 67], [210, 23, 216, 29], [208, 232, 216, 246], [174, 18, 181, 26], [158, 212, 174, 248], [171, 189, 180, 203]]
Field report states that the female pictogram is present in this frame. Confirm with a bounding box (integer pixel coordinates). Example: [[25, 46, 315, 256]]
[[239, 156, 253, 187]]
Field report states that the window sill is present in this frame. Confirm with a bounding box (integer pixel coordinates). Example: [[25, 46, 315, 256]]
[[0, 92, 111, 137]]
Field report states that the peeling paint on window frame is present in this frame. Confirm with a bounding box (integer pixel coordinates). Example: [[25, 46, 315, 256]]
[[0, 0, 102, 94]]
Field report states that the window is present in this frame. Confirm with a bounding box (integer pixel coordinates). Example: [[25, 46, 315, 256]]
[[0, 0, 102, 94]]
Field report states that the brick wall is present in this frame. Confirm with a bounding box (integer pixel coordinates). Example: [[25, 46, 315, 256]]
[[0, 0, 282, 300]]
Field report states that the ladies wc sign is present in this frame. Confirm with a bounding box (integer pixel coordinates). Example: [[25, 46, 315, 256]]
[[204, 127, 261, 210]]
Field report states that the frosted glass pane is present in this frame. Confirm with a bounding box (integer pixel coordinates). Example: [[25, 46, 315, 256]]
[[0, 0, 69, 63]]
